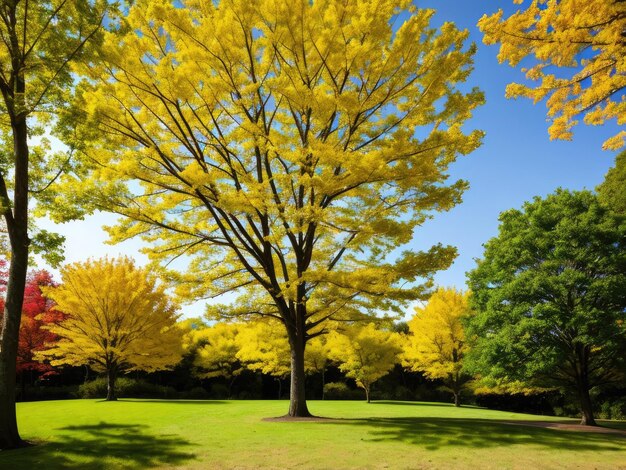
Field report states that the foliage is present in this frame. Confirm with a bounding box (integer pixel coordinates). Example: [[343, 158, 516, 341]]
[[327, 323, 402, 402], [478, 0, 626, 150], [402, 287, 472, 405], [466, 189, 626, 425], [236, 321, 292, 379], [54, 0, 484, 415], [36, 257, 184, 399], [597, 150, 626, 215], [186, 322, 244, 381]]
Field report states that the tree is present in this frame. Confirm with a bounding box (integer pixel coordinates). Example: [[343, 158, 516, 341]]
[[189, 322, 244, 397], [16, 271, 64, 379], [37, 257, 184, 401], [402, 287, 471, 406], [597, 150, 626, 215], [0, 0, 109, 449], [478, 0, 626, 150], [327, 323, 402, 402], [61, 0, 484, 417], [236, 320, 292, 398], [466, 189, 626, 426], [0, 268, 64, 387]]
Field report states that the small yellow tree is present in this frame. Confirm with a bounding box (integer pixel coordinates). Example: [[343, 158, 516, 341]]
[[236, 321, 291, 398], [479, 0, 626, 150], [188, 322, 244, 397], [37, 257, 183, 400], [327, 323, 402, 403], [402, 288, 471, 406]]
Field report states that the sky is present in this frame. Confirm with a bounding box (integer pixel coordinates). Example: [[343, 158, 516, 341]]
[[38, 1, 620, 318]]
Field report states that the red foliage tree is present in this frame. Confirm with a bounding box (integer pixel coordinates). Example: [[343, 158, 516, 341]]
[[0, 265, 63, 379]]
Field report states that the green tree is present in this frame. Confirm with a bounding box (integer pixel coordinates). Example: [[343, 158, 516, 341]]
[[597, 150, 626, 215], [479, 0, 626, 150], [37, 257, 184, 401], [402, 287, 471, 406], [327, 323, 402, 403], [0, 0, 108, 449], [467, 189, 626, 426], [58, 0, 483, 417]]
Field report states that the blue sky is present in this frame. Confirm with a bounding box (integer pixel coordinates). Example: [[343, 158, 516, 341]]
[[39, 1, 620, 317]]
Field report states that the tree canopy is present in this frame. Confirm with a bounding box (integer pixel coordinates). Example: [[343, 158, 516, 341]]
[[37, 257, 183, 401], [479, 0, 626, 150], [402, 287, 471, 406], [466, 189, 626, 425], [56, 0, 484, 416]]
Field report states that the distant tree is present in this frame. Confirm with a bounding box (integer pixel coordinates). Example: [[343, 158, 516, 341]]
[[190, 322, 244, 397], [37, 257, 183, 401], [16, 271, 64, 379], [236, 321, 291, 398], [479, 0, 626, 150], [597, 150, 626, 215], [467, 189, 626, 426], [402, 288, 471, 406], [59, 0, 484, 417], [327, 324, 402, 403]]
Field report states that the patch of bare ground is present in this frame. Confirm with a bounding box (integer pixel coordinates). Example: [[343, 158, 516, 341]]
[[501, 420, 626, 434], [262, 415, 342, 423]]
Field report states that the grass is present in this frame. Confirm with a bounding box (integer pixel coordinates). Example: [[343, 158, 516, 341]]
[[1, 399, 624, 469]]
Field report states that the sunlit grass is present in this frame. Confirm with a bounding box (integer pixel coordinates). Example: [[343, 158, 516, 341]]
[[2, 399, 625, 469]]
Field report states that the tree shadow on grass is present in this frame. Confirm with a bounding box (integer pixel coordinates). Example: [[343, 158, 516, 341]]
[[0, 422, 196, 470], [322, 417, 626, 452]]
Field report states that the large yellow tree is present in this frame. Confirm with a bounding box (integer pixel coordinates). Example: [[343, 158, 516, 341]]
[[402, 287, 471, 406], [37, 257, 183, 401], [57, 0, 483, 416], [479, 0, 626, 150]]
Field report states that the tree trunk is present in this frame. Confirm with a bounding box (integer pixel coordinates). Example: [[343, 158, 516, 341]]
[[575, 345, 596, 426], [453, 392, 460, 407], [365, 385, 371, 403], [106, 368, 117, 401], [287, 330, 311, 417], [0, 114, 30, 450], [578, 385, 596, 426]]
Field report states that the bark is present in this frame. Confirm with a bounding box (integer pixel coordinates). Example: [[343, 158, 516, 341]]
[[106, 367, 117, 401], [575, 345, 597, 426], [287, 327, 311, 417], [578, 386, 596, 426], [0, 113, 30, 450]]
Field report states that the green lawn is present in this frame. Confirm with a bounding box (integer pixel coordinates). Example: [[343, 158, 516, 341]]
[[2, 399, 625, 469]]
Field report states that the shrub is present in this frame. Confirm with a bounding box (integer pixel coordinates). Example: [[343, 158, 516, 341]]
[[78, 377, 177, 399], [323, 382, 363, 400]]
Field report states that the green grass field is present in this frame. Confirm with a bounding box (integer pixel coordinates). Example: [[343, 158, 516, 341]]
[[1, 399, 625, 469]]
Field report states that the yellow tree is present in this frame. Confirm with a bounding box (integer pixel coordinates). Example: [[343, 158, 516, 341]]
[[236, 320, 291, 398], [56, 0, 483, 416], [327, 323, 402, 402], [479, 0, 626, 150], [188, 322, 244, 396], [402, 287, 471, 407], [0, 0, 109, 449], [37, 257, 183, 401]]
